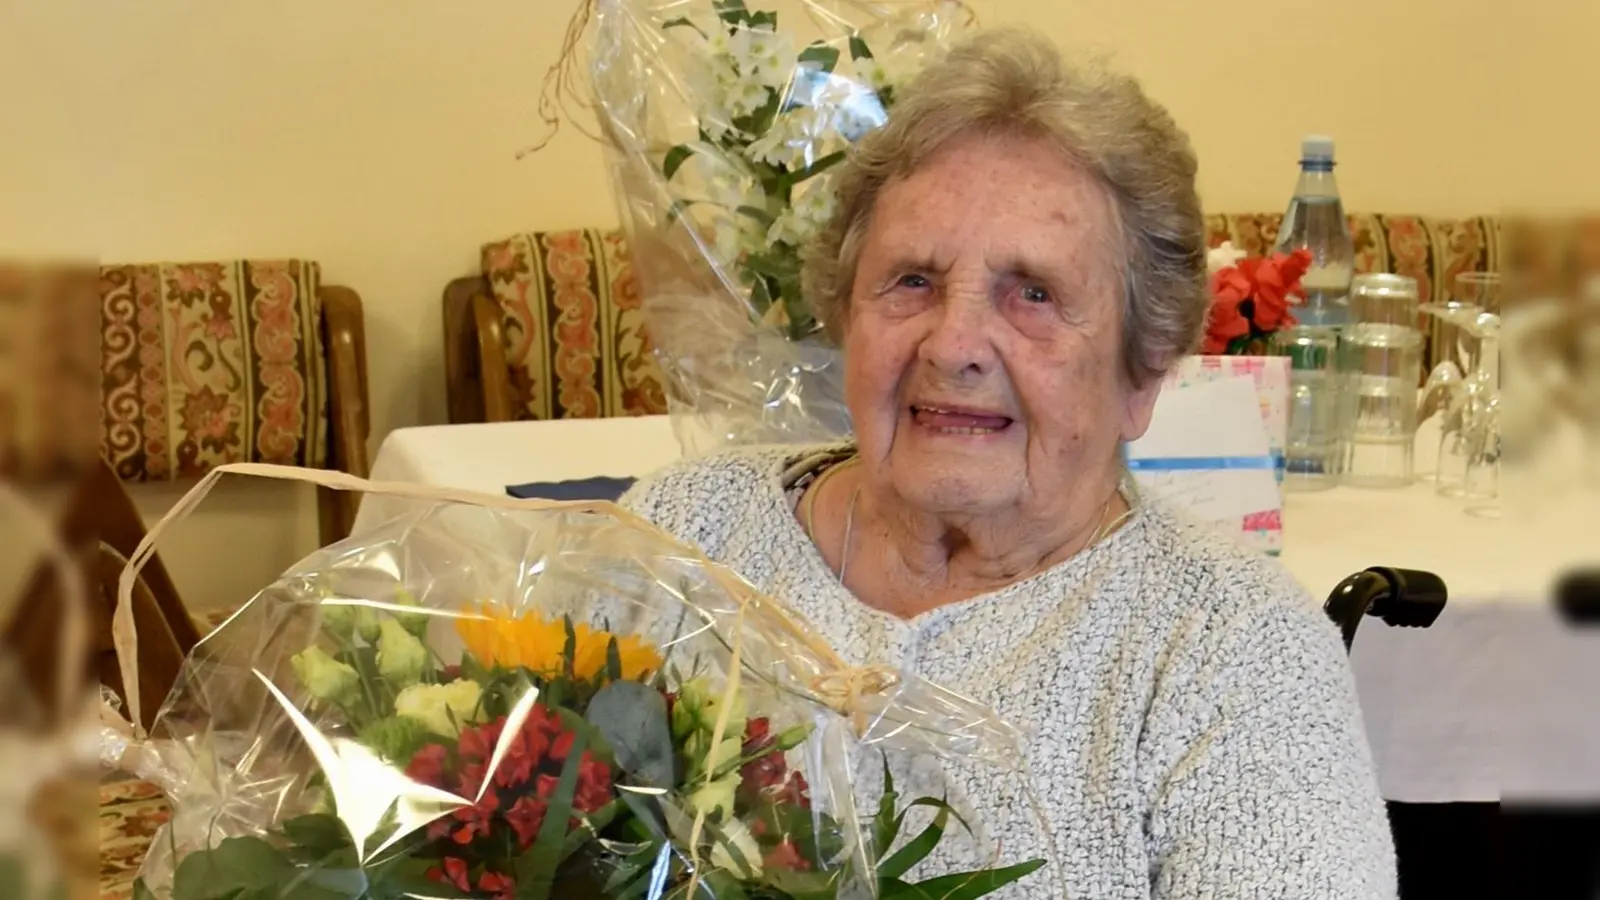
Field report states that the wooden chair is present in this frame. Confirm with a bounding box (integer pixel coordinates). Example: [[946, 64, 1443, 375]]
[[2, 459, 198, 734], [442, 228, 668, 424], [100, 260, 371, 545]]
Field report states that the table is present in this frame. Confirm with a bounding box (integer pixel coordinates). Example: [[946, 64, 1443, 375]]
[[352, 415, 1600, 807]]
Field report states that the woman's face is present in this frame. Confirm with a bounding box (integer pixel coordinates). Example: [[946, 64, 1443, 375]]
[[844, 132, 1161, 518]]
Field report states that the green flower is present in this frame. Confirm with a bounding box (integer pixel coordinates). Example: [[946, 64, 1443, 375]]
[[391, 589, 432, 638], [324, 603, 381, 642], [687, 772, 739, 821], [290, 647, 361, 706], [672, 677, 747, 740], [394, 680, 483, 738], [376, 618, 428, 686], [357, 715, 434, 765]]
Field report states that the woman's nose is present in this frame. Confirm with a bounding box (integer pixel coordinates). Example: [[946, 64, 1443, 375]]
[[918, 289, 1000, 378]]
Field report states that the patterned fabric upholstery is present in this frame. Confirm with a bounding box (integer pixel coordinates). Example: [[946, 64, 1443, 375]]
[[1205, 212, 1501, 307], [100, 260, 329, 481], [480, 228, 667, 420]]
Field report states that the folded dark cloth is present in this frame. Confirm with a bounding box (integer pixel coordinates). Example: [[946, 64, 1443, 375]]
[[505, 476, 637, 502]]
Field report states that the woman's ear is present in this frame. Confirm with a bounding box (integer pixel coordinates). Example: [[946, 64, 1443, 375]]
[[1118, 374, 1164, 443]]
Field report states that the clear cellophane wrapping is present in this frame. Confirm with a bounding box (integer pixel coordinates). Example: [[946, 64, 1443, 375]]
[[589, 0, 972, 456], [103, 465, 1057, 899]]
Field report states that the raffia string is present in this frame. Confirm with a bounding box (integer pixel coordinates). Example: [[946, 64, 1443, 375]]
[[518, 0, 604, 157]]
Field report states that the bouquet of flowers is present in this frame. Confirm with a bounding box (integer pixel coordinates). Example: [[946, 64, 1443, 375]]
[[105, 466, 1054, 900], [589, 0, 972, 454], [1202, 243, 1313, 355]]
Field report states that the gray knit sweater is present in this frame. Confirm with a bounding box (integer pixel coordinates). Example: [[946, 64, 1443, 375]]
[[621, 445, 1396, 899]]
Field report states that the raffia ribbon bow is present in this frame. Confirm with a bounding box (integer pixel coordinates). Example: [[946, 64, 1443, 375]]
[[809, 664, 901, 737]]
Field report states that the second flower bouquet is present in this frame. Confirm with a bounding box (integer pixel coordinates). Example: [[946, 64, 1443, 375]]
[[113, 484, 1051, 900]]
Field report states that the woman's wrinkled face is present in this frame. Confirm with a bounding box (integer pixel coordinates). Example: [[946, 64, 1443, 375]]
[[844, 132, 1159, 517]]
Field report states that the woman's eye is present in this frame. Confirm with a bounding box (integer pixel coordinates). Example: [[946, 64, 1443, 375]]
[[895, 273, 930, 290], [1021, 284, 1052, 304]]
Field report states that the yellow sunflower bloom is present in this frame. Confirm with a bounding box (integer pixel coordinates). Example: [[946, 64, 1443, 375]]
[[455, 605, 662, 682]]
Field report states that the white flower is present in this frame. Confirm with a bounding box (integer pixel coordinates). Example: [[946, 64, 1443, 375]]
[[852, 55, 892, 92], [290, 647, 361, 706], [1208, 241, 1247, 273], [743, 27, 795, 89], [720, 78, 771, 119], [376, 618, 428, 686], [394, 679, 483, 738], [710, 818, 763, 877]]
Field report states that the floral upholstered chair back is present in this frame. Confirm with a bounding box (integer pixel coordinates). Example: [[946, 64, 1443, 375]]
[[100, 260, 329, 481], [479, 229, 668, 420], [1205, 212, 1501, 307]]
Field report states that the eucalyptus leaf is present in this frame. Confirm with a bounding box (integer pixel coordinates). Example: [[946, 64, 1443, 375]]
[[586, 681, 676, 787]]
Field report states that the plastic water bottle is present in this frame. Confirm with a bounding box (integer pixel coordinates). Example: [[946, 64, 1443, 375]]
[[1271, 135, 1355, 491]]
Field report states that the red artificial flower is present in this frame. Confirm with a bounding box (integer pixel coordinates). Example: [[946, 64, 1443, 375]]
[[764, 839, 810, 872], [493, 722, 550, 790], [427, 857, 473, 893], [534, 773, 560, 800], [1203, 293, 1250, 354], [506, 795, 548, 849], [478, 870, 516, 900], [405, 744, 449, 788]]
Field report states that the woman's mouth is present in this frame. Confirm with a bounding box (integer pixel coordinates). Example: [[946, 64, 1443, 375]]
[[910, 405, 1015, 435]]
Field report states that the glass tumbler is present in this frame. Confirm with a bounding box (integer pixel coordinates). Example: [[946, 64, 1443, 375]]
[[1339, 274, 1424, 488]]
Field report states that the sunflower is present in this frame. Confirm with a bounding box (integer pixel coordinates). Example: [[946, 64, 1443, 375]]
[[455, 605, 662, 682]]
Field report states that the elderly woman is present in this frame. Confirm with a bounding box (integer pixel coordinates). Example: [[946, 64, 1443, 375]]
[[623, 27, 1393, 899]]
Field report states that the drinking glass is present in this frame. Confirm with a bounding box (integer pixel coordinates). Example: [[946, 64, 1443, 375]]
[[1339, 274, 1423, 488]]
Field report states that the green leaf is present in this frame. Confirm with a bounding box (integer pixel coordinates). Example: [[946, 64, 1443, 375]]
[[798, 43, 841, 74], [563, 616, 578, 680], [762, 866, 842, 900], [661, 16, 705, 37], [618, 788, 668, 840], [132, 880, 157, 900], [514, 730, 588, 900], [849, 34, 873, 59], [747, 10, 777, 29], [713, 0, 748, 25], [554, 705, 617, 766], [735, 205, 776, 226], [171, 836, 297, 900], [585, 681, 676, 787], [663, 144, 695, 180], [784, 149, 847, 187], [873, 756, 899, 862], [559, 797, 622, 862], [878, 802, 950, 879], [281, 813, 355, 860], [901, 859, 1048, 900], [605, 635, 623, 684]]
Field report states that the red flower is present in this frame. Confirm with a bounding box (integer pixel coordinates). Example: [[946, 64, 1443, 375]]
[[493, 722, 550, 790], [458, 718, 505, 763], [535, 773, 560, 800], [427, 857, 473, 893], [478, 870, 516, 900], [550, 729, 577, 762], [439, 664, 462, 681], [448, 788, 500, 845], [528, 704, 564, 735], [506, 795, 548, 849], [776, 771, 810, 809], [405, 744, 449, 788], [764, 839, 810, 871], [574, 755, 614, 813]]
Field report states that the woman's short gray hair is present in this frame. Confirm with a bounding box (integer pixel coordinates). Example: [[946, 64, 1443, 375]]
[[802, 27, 1208, 386]]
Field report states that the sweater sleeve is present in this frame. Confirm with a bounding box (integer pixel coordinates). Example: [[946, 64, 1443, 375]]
[[1138, 582, 1397, 899]]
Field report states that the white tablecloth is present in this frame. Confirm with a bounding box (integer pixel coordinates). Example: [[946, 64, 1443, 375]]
[[352, 415, 1600, 804]]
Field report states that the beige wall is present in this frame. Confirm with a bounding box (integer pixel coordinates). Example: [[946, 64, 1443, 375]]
[[2, 0, 1594, 614]]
